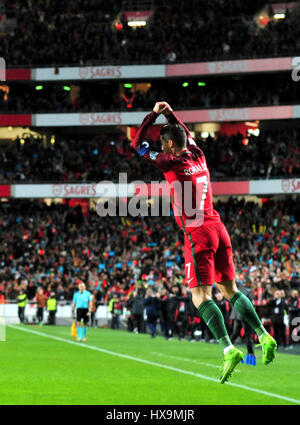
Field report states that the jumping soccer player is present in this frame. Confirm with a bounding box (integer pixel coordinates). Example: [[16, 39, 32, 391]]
[[72, 283, 92, 342], [131, 101, 277, 383]]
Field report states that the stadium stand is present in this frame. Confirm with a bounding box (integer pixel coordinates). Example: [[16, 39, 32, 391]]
[[2, 73, 300, 113], [0, 196, 299, 344], [0, 129, 298, 183], [0, 197, 298, 298], [1, 0, 300, 65]]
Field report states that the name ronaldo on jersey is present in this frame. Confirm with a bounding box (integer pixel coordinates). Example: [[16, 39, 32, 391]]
[[184, 162, 208, 176]]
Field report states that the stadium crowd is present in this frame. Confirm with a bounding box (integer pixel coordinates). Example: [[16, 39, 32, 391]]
[[1, 0, 300, 66], [2, 73, 300, 114], [0, 197, 298, 346], [0, 129, 299, 183], [0, 0, 299, 350]]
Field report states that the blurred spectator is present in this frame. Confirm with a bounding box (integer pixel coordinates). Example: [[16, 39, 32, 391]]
[[128, 290, 145, 334], [109, 294, 123, 329], [0, 283, 5, 303], [56, 284, 66, 304], [125, 293, 134, 332], [287, 289, 300, 345], [144, 288, 160, 338], [90, 290, 98, 327], [159, 288, 172, 340], [174, 285, 190, 341], [35, 287, 47, 326], [164, 283, 181, 339], [269, 289, 287, 348]]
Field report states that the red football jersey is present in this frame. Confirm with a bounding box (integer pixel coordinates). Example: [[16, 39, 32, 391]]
[[132, 111, 220, 233]]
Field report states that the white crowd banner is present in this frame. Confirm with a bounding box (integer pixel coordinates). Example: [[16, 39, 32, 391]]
[[167, 57, 292, 77], [12, 183, 137, 198], [10, 179, 300, 199], [32, 112, 167, 126], [32, 64, 165, 81], [14, 57, 294, 81], [249, 178, 300, 195], [32, 105, 298, 126]]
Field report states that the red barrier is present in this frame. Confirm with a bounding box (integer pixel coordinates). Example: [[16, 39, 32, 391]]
[[0, 114, 32, 126], [0, 185, 11, 197], [5, 69, 31, 80]]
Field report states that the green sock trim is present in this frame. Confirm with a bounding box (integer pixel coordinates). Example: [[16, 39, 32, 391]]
[[198, 300, 232, 350], [229, 292, 241, 305], [219, 336, 232, 349], [197, 299, 215, 316], [255, 326, 267, 338], [230, 291, 266, 338]]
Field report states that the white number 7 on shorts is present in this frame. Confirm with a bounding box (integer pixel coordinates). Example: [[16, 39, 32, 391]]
[[186, 262, 191, 279]]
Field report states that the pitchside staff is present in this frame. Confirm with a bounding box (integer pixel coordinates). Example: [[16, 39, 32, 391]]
[[17, 289, 28, 323]]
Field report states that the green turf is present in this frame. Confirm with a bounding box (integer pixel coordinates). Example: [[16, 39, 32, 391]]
[[1, 324, 300, 405]]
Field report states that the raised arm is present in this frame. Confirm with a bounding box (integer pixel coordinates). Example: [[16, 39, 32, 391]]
[[131, 110, 159, 153], [131, 102, 176, 172], [162, 103, 196, 147]]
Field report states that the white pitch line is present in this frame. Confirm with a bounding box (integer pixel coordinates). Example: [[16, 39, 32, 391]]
[[8, 325, 300, 405], [151, 351, 240, 371]]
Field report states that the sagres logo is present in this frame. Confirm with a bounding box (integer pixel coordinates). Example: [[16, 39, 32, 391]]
[[281, 179, 290, 193], [52, 184, 62, 197], [291, 57, 300, 82], [291, 317, 300, 342], [0, 58, 6, 81]]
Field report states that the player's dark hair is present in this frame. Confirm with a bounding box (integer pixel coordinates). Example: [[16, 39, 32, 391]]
[[160, 124, 187, 149]]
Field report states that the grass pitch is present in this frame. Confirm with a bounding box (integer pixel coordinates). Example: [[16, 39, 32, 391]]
[[1, 324, 300, 405]]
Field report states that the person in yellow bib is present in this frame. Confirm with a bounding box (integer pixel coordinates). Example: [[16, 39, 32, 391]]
[[47, 292, 57, 325], [17, 289, 28, 323]]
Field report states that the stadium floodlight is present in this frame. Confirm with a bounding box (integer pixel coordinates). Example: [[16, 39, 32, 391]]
[[124, 83, 133, 88], [182, 82, 189, 87], [274, 13, 285, 19], [127, 20, 146, 27], [198, 81, 206, 86], [248, 128, 260, 137], [63, 86, 71, 91], [35, 85, 43, 90]]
